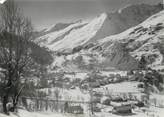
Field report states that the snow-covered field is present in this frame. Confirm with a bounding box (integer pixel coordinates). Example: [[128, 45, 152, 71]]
[[39, 87, 90, 102], [0, 108, 164, 117], [0, 110, 81, 117], [94, 81, 144, 95]]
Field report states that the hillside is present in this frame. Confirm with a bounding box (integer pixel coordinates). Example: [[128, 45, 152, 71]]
[[0, 32, 53, 66], [53, 9, 164, 71], [36, 3, 163, 52], [35, 3, 164, 71], [98, 10, 164, 70]]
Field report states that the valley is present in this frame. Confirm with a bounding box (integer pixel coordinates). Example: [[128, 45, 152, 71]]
[[0, 1, 164, 117]]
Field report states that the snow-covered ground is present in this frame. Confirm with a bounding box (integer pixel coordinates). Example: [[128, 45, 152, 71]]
[[146, 106, 164, 117], [0, 110, 82, 117], [101, 71, 127, 77], [94, 81, 145, 101], [39, 87, 90, 102], [0, 108, 164, 117], [94, 81, 144, 94]]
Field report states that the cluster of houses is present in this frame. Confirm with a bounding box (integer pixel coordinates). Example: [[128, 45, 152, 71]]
[[20, 69, 164, 115]]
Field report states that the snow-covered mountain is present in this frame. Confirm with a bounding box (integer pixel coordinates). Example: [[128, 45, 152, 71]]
[[35, 21, 82, 38], [36, 3, 163, 52], [98, 10, 164, 70], [35, 3, 164, 71], [36, 20, 87, 50]]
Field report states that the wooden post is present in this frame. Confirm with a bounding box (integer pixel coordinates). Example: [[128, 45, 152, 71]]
[[45, 99, 48, 111], [36, 99, 39, 111]]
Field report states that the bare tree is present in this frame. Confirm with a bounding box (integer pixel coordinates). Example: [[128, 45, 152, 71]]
[[0, 0, 34, 114], [87, 70, 97, 116], [87, 54, 99, 115], [54, 88, 60, 111]]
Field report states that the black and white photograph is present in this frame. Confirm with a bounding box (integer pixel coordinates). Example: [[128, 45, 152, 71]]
[[0, 0, 164, 117]]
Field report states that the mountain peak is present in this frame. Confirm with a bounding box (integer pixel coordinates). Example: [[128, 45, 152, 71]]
[[36, 3, 163, 52], [35, 3, 164, 71], [98, 12, 108, 17]]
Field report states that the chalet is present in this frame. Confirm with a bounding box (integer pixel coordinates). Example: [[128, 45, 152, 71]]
[[99, 80, 107, 86], [67, 105, 83, 114], [112, 104, 132, 114], [90, 81, 101, 88], [101, 96, 111, 106], [111, 97, 124, 102]]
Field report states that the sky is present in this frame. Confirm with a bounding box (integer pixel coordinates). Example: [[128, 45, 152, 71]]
[[12, 0, 163, 30]]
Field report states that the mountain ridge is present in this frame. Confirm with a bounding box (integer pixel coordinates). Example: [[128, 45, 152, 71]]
[[97, 10, 164, 70], [35, 3, 164, 71], [36, 3, 163, 52]]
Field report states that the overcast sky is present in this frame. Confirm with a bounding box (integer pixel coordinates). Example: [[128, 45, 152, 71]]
[[14, 0, 162, 30]]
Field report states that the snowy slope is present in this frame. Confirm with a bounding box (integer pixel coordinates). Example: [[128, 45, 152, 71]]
[[48, 13, 107, 51], [50, 9, 164, 71], [36, 4, 163, 52], [0, 110, 72, 117], [35, 20, 87, 48], [45, 22, 75, 33], [98, 10, 164, 70], [35, 4, 163, 71]]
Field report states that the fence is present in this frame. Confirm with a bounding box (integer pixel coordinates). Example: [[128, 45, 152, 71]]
[[1, 94, 164, 115], [19, 97, 92, 114]]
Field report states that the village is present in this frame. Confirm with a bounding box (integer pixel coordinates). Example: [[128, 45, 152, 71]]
[[0, 0, 164, 117], [14, 68, 163, 117]]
